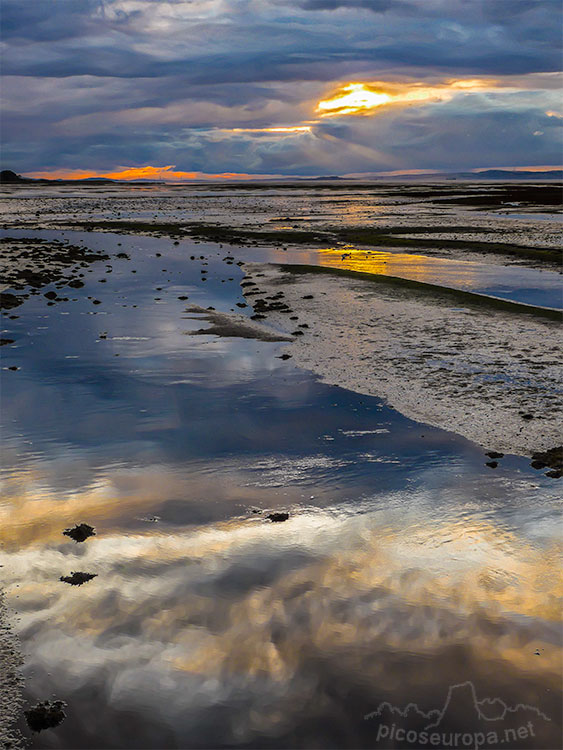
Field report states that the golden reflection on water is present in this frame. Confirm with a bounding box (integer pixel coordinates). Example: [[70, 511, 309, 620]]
[[2, 462, 561, 747], [315, 246, 481, 287], [0, 465, 274, 550], [4, 476, 561, 692]]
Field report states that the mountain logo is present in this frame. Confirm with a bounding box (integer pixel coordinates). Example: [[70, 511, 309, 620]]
[[364, 681, 552, 749]]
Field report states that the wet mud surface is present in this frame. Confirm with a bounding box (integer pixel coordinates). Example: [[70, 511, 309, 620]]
[[241, 262, 562, 458], [2, 182, 561, 264], [0, 237, 109, 311]]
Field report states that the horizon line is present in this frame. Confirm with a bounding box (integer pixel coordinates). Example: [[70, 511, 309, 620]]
[[16, 164, 563, 183]]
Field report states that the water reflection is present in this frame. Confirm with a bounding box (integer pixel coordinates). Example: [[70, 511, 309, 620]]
[[4, 494, 561, 748], [315, 246, 562, 308]]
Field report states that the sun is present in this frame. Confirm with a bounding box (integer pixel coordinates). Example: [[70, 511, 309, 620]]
[[316, 83, 392, 117]]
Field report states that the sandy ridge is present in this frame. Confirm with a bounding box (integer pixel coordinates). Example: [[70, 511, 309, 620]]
[[242, 263, 562, 457]]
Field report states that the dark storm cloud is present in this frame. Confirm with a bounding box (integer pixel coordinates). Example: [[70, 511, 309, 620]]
[[0, 0, 103, 42], [2, 0, 561, 80], [1, 0, 561, 175], [288, 0, 413, 11]]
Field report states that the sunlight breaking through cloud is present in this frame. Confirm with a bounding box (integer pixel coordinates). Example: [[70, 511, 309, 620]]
[[317, 84, 392, 116], [316, 78, 503, 117], [227, 126, 313, 134]]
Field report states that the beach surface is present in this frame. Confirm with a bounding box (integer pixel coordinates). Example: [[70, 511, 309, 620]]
[[241, 262, 562, 457]]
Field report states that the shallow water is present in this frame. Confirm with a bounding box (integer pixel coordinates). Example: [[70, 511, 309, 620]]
[[2, 228, 562, 310], [314, 246, 562, 309], [1, 222, 562, 748]]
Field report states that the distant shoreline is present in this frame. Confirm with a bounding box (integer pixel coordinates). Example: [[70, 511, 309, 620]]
[[2, 168, 562, 186]]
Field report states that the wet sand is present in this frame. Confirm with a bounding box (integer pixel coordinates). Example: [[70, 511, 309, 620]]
[[242, 262, 562, 458], [0, 236, 110, 312], [0, 594, 23, 749], [185, 305, 294, 342]]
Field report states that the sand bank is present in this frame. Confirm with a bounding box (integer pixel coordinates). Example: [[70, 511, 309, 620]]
[[242, 263, 562, 457], [184, 305, 294, 342], [0, 594, 23, 748]]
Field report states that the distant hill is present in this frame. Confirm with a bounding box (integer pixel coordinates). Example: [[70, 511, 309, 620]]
[[1, 167, 561, 185], [0, 170, 26, 183], [0, 170, 160, 185], [455, 169, 563, 180]]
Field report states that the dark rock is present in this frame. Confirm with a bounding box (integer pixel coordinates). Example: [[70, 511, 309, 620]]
[[0, 293, 23, 310], [521, 413, 534, 420], [278, 353, 292, 360], [67, 279, 84, 288], [63, 523, 95, 543], [267, 512, 289, 523], [0, 338, 15, 346], [485, 461, 498, 469], [545, 469, 562, 479], [116, 252, 130, 259], [531, 446, 562, 472], [178, 296, 189, 300], [292, 330, 304, 336], [60, 572, 97, 586], [44, 291, 57, 300], [25, 700, 67, 733], [486, 451, 504, 459], [302, 294, 314, 299]]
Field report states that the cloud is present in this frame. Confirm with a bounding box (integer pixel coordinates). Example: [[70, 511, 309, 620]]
[[1, 0, 561, 175], [286, 0, 412, 11]]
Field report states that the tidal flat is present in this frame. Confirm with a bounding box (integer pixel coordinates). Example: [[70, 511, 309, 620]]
[[0, 181, 561, 749]]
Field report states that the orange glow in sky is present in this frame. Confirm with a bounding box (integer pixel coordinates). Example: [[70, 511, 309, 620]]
[[316, 78, 501, 117], [24, 165, 275, 182]]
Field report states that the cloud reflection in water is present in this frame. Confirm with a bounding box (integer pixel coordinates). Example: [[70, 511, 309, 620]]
[[4, 482, 561, 747]]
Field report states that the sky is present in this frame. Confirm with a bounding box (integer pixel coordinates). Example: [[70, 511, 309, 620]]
[[1, 0, 562, 179]]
